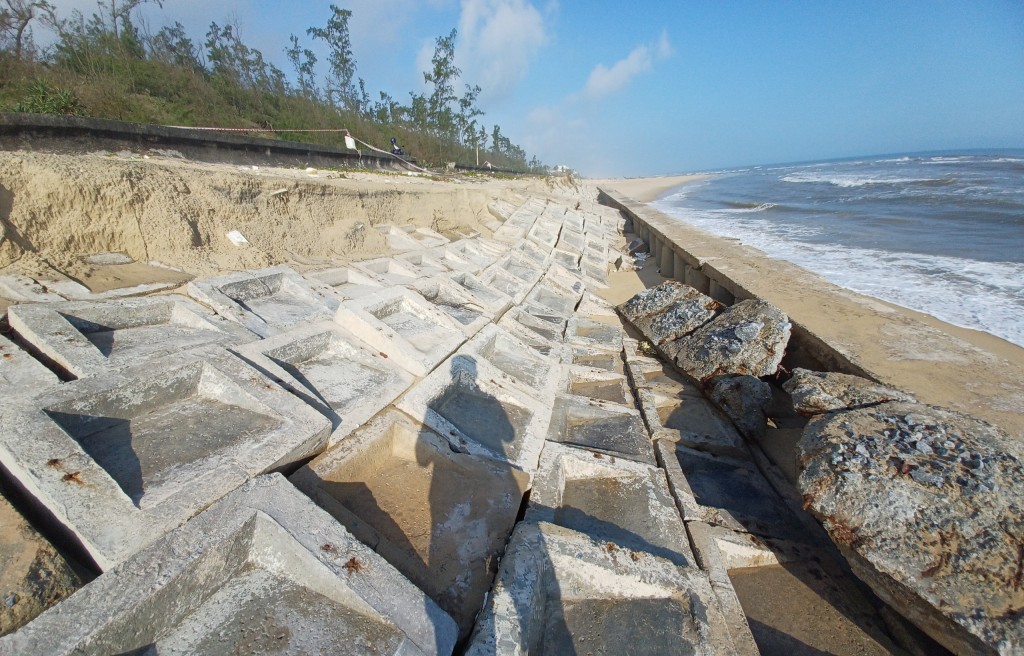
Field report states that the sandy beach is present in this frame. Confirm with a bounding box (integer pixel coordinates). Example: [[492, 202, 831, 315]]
[[588, 174, 711, 203]]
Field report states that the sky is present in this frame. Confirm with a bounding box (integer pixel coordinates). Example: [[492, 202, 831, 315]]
[[36, 0, 1024, 177]]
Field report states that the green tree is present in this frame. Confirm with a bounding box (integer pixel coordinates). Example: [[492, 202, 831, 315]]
[[423, 28, 459, 139], [306, 5, 356, 110], [1, 0, 52, 60], [285, 33, 318, 99]]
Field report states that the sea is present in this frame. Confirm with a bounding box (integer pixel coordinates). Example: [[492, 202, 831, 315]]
[[651, 150, 1024, 348]]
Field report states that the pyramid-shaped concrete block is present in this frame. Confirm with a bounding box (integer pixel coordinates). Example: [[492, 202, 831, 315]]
[[185, 265, 339, 338], [396, 353, 551, 476], [291, 409, 528, 639], [333, 287, 466, 377], [559, 363, 635, 409], [407, 276, 493, 338], [0, 348, 330, 569], [396, 250, 454, 277], [8, 295, 257, 379], [232, 321, 415, 446], [466, 522, 742, 655], [527, 442, 694, 567], [459, 324, 562, 399], [1, 474, 457, 655], [446, 271, 514, 316]]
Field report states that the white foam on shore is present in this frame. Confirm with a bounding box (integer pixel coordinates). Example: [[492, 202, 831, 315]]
[[780, 173, 951, 188], [650, 202, 1024, 348]]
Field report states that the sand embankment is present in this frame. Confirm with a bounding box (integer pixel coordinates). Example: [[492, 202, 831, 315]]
[[0, 149, 575, 295]]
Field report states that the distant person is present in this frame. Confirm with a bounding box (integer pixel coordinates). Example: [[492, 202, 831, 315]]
[[390, 137, 405, 155]]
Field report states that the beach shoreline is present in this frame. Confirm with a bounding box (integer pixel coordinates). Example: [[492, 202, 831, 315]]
[[587, 174, 712, 203]]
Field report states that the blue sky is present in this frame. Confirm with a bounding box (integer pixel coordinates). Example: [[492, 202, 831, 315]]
[[41, 0, 1024, 176]]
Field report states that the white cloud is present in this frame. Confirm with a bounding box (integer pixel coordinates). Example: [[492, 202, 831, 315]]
[[582, 30, 672, 100], [455, 0, 550, 102]]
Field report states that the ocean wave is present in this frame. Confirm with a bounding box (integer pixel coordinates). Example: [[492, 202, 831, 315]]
[[781, 173, 954, 188], [650, 202, 1024, 346], [722, 201, 776, 211]]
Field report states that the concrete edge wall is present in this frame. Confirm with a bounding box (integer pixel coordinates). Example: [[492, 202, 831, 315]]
[[0, 113, 412, 171], [597, 187, 873, 380]]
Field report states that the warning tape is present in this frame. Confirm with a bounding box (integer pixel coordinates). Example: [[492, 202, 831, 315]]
[[161, 123, 447, 176]]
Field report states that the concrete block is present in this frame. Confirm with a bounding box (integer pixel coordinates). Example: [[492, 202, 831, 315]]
[[407, 276, 492, 337], [477, 264, 533, 305], [547, 393, 654, 465], [487, 200, 515, 223], [425, 245, 478, 273], [396, 353, 551, 474], [186, 265, 339, 338], [305, 265, 384, 300], [291, 409, 528, 638], [512, 239, 552, 267], [0, 348, 331, 569], [527, 442, 694, 567], [524, 280, 581, 320], [1, 474, 457, 655], [466, 521, 742, 655], [446, 271, 513, 316], [655, 440, 803, 540], [351, 257, 421, 286], [555, 229, 586, 255], [0, 332, 59, 400], [459, 324, 561, 398], [686, 265, 712, 294], [565, 315, 624, 350], [500, 305, 566, 344], [232, 321, 415, 445], [333, 287, 466, 377], [559, 364, 634, 408], [551, 248, 581, 271], [447, 239, 501, 270], [8, 296, 256, 379], [526, 222, 559, 252], [396, 250, 453, 276], [569, 344, 625, 374], [494, 312, 568, 359], [375, 224, 448, 250], [561, 210, 585, 232], [636, 384, 749, 459], [0, 275, 67, 304]]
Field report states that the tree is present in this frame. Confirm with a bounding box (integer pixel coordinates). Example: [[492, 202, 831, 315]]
[[306, 5, 356, 110], [1, 0, 52, 60], [423, 28, 459, 139], [285, 33, 317, 99], [147, 21, 202, 71]]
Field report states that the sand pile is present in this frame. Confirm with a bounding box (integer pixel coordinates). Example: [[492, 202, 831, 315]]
[[0, 150, 569, 289]]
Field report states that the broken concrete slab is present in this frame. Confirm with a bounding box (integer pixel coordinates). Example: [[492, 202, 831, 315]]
[[8, 295, 256, 379], [185, 265, 339, 338], [290, 409, 528, 638], [1, 474, 457, 655], [0, 492, 81, 637], [709, 374, 773, 441], [527, 442, 694, 567], [459, 324, 561, 399], [408, 276, 492, 337], [547, 393, 654, 465], [305, 265, 385, 300], [666, 299, 792, 382], [466, 521, 743, 655], [333, 286, 466, 377], [798, 401, 1024, 655], [618, 280, 705, 327], [0, 332, 59, 400], [783, 367, 916, 415], [632, 287, 720, 346], [232, 321, 415, 445], [655, 440, 803, 540], [396, 353, 551, 474], [0, 348, 331, 569]]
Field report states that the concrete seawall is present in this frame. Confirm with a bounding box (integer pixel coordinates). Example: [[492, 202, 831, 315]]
[[598, 187, 1024, 439]]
